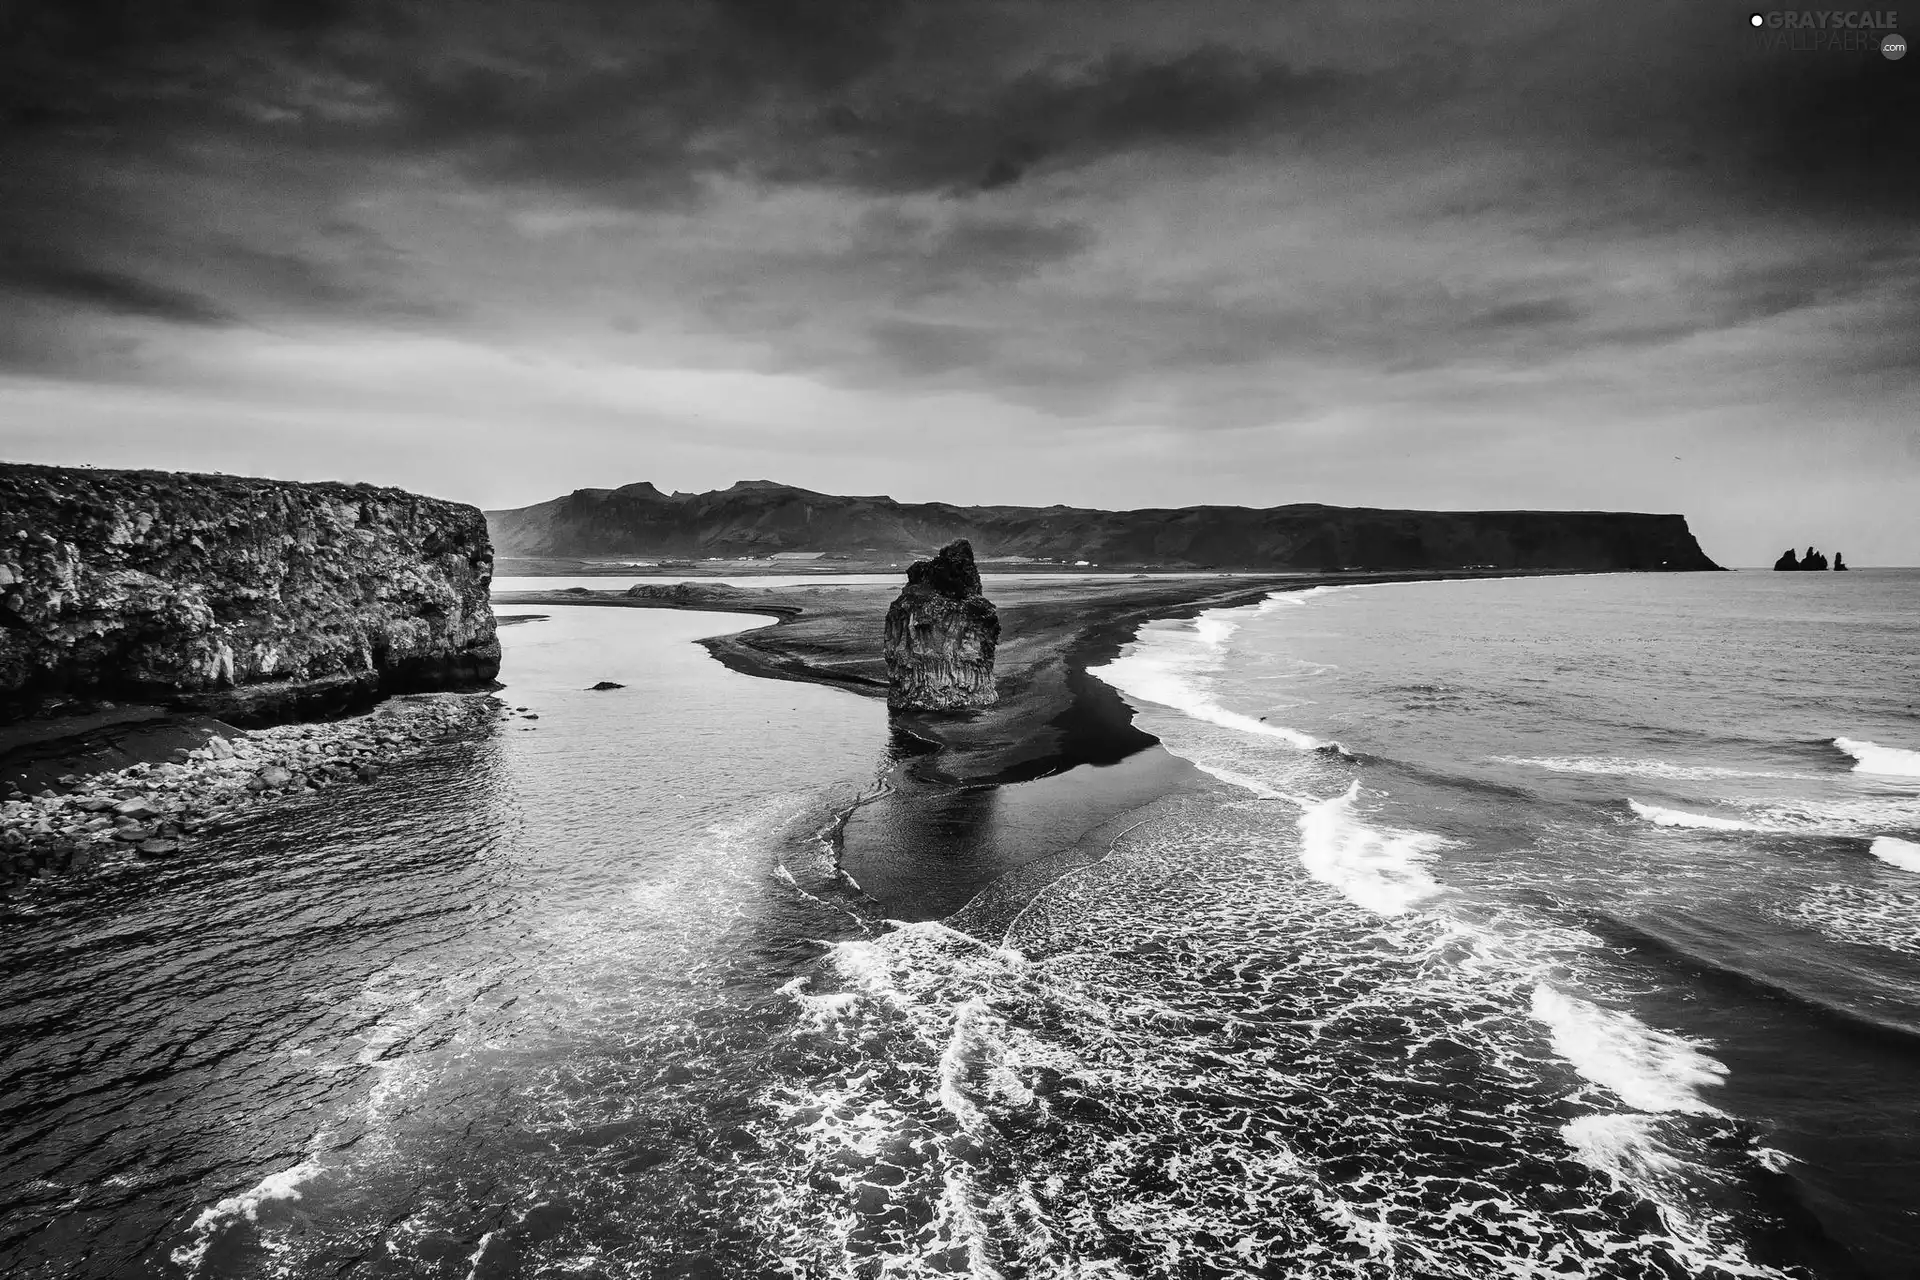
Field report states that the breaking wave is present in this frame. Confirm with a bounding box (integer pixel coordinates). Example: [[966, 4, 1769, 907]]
[[1833, 738, 1920, 778], [1530, 985, 1727, 1115], [1872, 836, 1920, 873], [1088, 603, 1329, 751], [1497, 755, 1815, 782], [1296, 782, 1446, 916], [1628, 800, 1766, 832]]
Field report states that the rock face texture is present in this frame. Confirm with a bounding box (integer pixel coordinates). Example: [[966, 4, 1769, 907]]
[[488, 480, 1724, 572], [0, 463, 500, 723], [884, 540, 1000, 712]]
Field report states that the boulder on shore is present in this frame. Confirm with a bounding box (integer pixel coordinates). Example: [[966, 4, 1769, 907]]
[[883, 539, 999, 712]]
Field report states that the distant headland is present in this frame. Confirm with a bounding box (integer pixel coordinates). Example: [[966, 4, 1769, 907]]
[[486, 481, 1724, 574]]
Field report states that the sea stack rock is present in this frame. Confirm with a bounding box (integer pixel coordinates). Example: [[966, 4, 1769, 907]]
[[0, 462, 500, 724], [1835, 553, 1849, 571], [1773, 548, 1801, 571], [884, 539, 999, 712]]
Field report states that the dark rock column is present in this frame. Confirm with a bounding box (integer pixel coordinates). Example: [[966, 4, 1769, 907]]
[[884, 539, 999, 711]]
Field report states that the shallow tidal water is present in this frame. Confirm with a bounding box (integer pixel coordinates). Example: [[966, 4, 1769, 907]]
[[0, 609, 891, 1278], [3, 573, 1917, 1278]]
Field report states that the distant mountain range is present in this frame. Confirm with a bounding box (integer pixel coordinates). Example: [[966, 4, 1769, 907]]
[[485, 481, 1723, 572]]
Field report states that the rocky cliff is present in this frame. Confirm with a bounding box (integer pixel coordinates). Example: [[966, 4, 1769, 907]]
[[884, 540, 999, 712], [1, 463, 500, 723], [488, 481, 1723, 572]]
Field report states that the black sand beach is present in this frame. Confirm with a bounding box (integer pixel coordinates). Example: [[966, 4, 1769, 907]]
[[495, 569, 1576, 919]]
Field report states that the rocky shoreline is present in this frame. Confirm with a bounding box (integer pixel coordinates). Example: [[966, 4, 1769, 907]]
[[1, 461, 500, 724], [0, 692, 503, 896]]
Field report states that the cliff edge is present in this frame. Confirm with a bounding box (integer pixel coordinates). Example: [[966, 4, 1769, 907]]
[[884, 539, 1000, 712], [0, 463, 500, 724], [488, 482, 1724, 572]]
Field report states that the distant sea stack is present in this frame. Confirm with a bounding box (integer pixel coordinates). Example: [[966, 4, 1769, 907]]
[[487, 481, 1723, 572], [884, 539, 1000, 712], [1773, 546, 1836, 571], [0, 462, 500, 724]]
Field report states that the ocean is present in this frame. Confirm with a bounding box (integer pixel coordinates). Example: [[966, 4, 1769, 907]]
[[771, 569, 1920, 1278], [2, 572, 1916, 1278]]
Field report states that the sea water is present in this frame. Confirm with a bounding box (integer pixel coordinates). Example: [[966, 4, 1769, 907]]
[[0, 609, 891, 1278], [769, 570, 1919, 1278], [4, 574, 1916, 1277]]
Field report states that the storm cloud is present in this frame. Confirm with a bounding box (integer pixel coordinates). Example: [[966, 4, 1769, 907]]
[[0, 0, 1914, 563]]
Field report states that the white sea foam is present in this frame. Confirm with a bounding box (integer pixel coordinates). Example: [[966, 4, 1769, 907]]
[[760, 793, 1792, 1277], [1530, 985, 1726, 1114], [1295, 782, 1445, 916], [1560, 1111, 1797, 1280], [1779, 883, 1920, 957], [1834, 737, 1920, 778], [1628, 800, 1764, 832], [463, 1230, 502, 1280], [169, 1158, 326, 1272], [1496, 755, 1812, 782], [1089, 613, 1327, 750], [1871, 836, 1920, 873], [1731, 794, 1920, 836], [1190, 762, 1323, 806], [937, 997, 1036, 1134], [1254, 585, 1344, 613], [1191, 615, 1240, 648], [1561, 1113, 1687, 1184]]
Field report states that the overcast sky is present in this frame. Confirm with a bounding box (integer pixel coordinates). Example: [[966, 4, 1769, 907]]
[[1, 0, 1915, 564]]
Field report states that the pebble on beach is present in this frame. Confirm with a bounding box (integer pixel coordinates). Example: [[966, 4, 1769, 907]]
[[0, 693, 500, 894]]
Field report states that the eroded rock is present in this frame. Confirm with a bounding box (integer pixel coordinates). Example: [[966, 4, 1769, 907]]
[[883, 539, 999, 712], [0, 462, 500, 723]]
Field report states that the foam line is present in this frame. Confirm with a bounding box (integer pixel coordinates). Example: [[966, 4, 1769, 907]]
[[1496, 755, 1813, 782], [1628, 800, 1762, 832]]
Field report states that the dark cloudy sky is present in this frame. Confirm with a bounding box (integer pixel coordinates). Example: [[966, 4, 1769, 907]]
[[1, 0, 1915, 564]]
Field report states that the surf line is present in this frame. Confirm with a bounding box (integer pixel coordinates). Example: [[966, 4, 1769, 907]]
[[1105, 597, 1749, 1085]]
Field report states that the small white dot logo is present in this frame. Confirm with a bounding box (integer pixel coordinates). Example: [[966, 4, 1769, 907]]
[[1749, 11, 1765, 25], [1885, 32, 1907, 58]]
